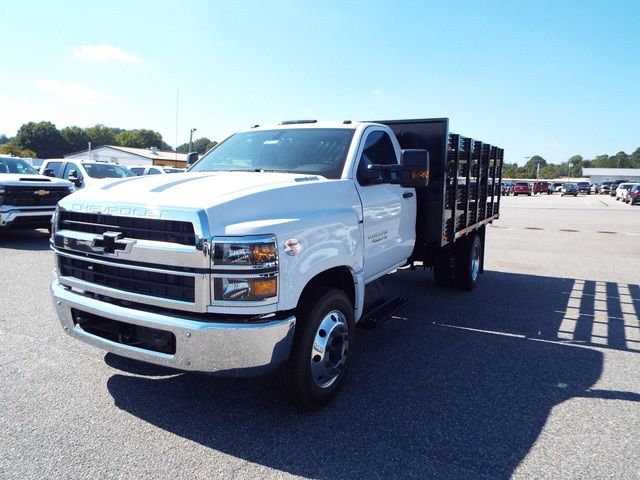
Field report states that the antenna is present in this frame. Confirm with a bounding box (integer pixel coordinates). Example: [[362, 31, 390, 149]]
[[175, 88, 179, 161]]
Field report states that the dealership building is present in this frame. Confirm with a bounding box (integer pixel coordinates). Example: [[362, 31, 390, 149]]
[[65, 146, 189, 168], [582, 168, 640, 183]]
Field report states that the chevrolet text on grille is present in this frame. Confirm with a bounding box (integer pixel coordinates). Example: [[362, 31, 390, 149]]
[[70, 204, 164, 218]]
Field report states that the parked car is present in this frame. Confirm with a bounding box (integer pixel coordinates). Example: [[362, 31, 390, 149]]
[[553, 182, 564, 193], [41, 159, 136, 188], [513, 182, 531, 196], [629, 184, 640, 205], [576, 181, 591, 194], [609, 180, 629, 197], [130, 165, 186, 176], [590, 183, 600, 194], [533, 181, 552, 195], [561, 183, 578, 196], [616, 183, 640, 202], [599, 181, 614, 195]]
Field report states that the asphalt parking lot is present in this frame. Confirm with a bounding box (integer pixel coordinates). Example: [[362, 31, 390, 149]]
[[1, 193, 639, 479]]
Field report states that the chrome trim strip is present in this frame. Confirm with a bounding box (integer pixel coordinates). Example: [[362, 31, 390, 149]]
[[55, 248, 199, 277], [0, 208, 54, 226], [57, 275, 208, 312]]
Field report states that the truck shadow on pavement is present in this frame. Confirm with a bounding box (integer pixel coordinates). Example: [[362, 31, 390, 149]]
[[0, 228, 51, 251], [106, 269, 640, 479]]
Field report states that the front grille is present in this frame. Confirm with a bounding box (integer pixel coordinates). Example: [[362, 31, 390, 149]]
[[58, 211, 196, 245], [3, 186, 70, 206], [59, 256, 195, 302]]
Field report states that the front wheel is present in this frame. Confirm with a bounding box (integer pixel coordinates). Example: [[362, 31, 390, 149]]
[[278, 289, 355, 410]]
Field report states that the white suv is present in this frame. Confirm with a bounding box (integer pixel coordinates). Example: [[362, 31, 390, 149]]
[[41, 159, 136, 188]]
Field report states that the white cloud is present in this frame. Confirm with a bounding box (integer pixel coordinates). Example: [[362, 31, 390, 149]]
[[34, 80, 115, 100], [73, 44, 141, 63]]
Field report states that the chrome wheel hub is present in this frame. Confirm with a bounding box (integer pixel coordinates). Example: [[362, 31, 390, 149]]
[[471, 240, 481, 282], [310, 310, 349, 389]]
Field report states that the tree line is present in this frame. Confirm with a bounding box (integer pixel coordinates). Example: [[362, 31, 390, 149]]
[[503, 149, 640, 179], [0, 121, 218, 159], [1, 121, 637, 176]]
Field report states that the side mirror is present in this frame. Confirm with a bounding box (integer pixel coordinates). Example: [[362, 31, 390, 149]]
[[186, 152, 198, 167], [399, 149, 429, 188], [68, 171, 82, 187], [43, 169, 56, 177], [361, 164, 382, 184], [362, 150, 430, 188]]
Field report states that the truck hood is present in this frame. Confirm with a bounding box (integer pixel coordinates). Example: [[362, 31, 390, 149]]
[[1, 173, 73, 187], [59, 171, 331, 210]]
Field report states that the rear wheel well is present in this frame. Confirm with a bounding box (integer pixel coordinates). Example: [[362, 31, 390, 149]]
[[296, 267, 355, 314]]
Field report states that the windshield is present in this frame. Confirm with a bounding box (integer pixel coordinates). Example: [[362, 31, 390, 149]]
[[0, 158, 39, 175], [83, 163, 136, 179], [190, 128, 355, 180]]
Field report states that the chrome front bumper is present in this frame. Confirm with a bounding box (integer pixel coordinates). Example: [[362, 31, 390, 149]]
[[51, 280, 296, 376]]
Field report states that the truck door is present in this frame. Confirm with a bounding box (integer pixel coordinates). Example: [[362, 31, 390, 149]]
[[354, 128, 417, 282]]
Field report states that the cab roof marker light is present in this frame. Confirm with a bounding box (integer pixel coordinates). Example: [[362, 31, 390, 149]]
[[279, 120, 318, 125]]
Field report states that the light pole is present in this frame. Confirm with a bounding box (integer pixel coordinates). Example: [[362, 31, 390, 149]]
[[568, 162, 573, 181], [189, 128, 197, 153]]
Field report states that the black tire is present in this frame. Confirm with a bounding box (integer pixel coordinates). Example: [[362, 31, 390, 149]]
[[455, 234, 482, 291], [278, 289, 355, 410]]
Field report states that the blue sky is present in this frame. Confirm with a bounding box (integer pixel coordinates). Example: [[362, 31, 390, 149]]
[[1, 0, 638, 165]]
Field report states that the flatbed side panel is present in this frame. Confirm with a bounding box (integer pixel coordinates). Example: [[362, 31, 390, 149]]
[[373, 118, 502, 263]]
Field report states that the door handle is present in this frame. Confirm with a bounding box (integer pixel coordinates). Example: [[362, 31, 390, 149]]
[[403, 192, 414, 199]]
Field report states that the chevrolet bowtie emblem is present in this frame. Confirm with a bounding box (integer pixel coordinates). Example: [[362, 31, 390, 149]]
[[92, 231, 136, 255], [34, 189, 50, 196]]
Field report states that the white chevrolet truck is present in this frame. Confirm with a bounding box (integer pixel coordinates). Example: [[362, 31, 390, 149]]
[[0, 156, 74, 231], [51, 118, 503, 409]]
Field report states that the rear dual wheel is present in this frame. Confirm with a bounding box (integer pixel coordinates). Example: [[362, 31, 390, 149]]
[[454, 234, 481, 291], [433, 233, 482, 291]]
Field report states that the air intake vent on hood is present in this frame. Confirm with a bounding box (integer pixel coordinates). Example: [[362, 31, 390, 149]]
[[19, 177, 51, 182]]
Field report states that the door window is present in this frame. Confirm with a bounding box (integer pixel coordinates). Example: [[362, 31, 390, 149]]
[[357, 130, 397, 184], [62, 162, 81, 180]]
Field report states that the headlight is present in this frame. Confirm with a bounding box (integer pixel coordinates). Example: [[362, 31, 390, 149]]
[[212, 236, 278, 303], [0, 187, 5, 204], [50, 208, 59, 235], [213, 276, 278, 301], [213, 241, 277, 266]]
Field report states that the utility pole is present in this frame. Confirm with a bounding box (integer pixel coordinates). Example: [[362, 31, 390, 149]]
[[189, 128, 197, 154]]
